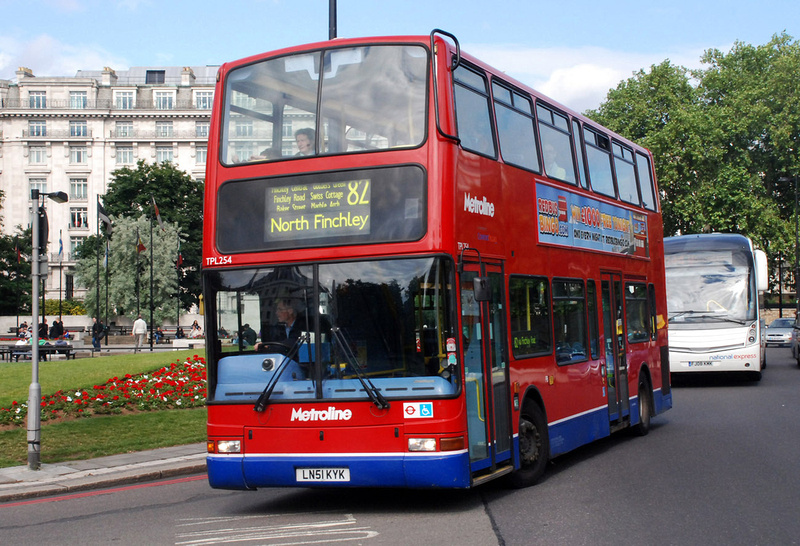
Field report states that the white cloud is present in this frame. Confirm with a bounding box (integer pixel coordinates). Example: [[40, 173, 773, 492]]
[[464, 43, 710, 113], [0, 35, 129, 80]]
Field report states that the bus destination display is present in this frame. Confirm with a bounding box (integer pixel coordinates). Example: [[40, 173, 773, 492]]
[[266, 179, 371, 241]]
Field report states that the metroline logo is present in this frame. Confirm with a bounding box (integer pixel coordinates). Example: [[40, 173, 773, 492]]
[[290, 406, 353, 422], [464, 192, 495, 217]]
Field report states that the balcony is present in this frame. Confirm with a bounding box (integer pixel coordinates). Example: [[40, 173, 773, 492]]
[[23, 129, 93, 139], [109, 129, 210, 141], [2, 99, 212, 111]]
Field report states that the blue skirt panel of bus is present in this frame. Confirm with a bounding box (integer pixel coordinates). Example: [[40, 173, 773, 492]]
[[207, 451, 472, 489]]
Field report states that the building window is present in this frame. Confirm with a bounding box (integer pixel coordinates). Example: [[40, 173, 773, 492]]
[[156, 146, 173, 163], [29, 146, 47, 164], [146, 70, 165, 84], [196, 145, 207, 165], [29, 178, 48, 195], [69, 236, 85, 256], [70, 120, 88, 137], [70, 178, 88, 200], [70, 207, 88, 229], [28, 120, 46, 136], [70, 91, 87, 109], [117, 146, 134, 164], [195, 91, 213, 109], [156, 121, 173, 137], [70, 146, 88, 164], [115, 91, 134, 109], [235, 121, 253, 137], [115, 121, 133, 137], [29, 91, 46, 109], [154, 91, 174, 110], [195, 121, 209, 138]]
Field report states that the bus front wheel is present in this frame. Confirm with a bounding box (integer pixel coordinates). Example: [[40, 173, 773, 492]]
[[509, 401, 548, 488], [633, 375, 652, 436]]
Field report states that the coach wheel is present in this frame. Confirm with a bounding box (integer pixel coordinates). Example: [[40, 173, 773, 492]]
[[633, 375, 652, 436], [508, 401, 548, 488]]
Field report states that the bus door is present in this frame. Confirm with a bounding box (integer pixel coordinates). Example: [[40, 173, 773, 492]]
[[601, 273, 630, 423], [460, 262, 512, 474]]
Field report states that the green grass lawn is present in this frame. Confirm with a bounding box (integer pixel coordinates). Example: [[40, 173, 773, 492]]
[[0, 349, 207, 468]]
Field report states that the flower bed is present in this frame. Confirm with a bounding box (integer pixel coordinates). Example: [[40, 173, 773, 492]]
[[0, 355, 207, 428]]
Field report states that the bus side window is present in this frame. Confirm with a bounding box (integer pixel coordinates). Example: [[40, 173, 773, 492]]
[[552, 280, 587, 364], [454, 65, 496, 157], [636, 152, 658, 211], [537, 104, 577, 184], [509, 276, 552, 358], [613, 142, 639, 206], [648, 283, 659, 340], [625, 282, 649, 344], [584, 126, 615, 198], [493, 81, 540, 172], [587, 279, 600, 359], [572, 119, 587, 188]]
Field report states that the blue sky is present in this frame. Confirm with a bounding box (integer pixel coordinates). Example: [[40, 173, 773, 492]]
[[1, 0, 797, 112]]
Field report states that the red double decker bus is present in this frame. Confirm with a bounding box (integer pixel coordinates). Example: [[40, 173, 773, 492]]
[[203, 30, 671, 489]]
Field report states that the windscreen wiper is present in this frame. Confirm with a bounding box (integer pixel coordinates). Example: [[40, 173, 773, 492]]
[[253, 334, 308, 413], [331, 327, 390, 410]]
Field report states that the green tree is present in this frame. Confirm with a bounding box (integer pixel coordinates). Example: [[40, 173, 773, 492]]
[[100, 160, 203, 312], [74, 216, 180, 325], [0, 190, 33, 316], [587, 33, 800, 289]]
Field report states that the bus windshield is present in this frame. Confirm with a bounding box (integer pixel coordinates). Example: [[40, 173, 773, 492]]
[[221, 44, 428, 164], [665, 249, 756, 325], [208, 256, 458, 402]]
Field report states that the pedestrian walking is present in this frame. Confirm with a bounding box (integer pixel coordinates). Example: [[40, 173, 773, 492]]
[[131, 315, 147, 353], [91, 317, 104, 349]]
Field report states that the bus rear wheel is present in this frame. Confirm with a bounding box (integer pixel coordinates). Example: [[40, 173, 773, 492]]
[[508, 401, 548, 488]]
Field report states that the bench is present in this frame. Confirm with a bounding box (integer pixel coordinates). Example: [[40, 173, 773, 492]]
[[5, 344, 77, 361]]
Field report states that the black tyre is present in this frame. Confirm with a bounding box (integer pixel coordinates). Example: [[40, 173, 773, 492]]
[[508, 401, 548, 488], [633, 375, 652, 436]]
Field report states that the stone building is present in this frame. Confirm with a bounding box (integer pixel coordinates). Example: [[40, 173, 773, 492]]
[[0, 65, 218, 300]]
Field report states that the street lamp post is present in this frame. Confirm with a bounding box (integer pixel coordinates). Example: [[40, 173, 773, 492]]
[[28, 189, 68, 471]]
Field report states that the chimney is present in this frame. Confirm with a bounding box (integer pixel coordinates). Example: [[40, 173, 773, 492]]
[[102, 67, 118, 86], [181, 67, 196, 86], [16, 67, 34, 80]]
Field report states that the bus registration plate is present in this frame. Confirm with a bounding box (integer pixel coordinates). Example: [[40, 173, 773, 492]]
[[296, 467, 351, 482]]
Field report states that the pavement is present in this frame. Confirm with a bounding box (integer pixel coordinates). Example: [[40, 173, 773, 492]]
[[0, 443, 207, 503]]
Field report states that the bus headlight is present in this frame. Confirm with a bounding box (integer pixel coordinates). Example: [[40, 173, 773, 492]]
[[408, 438, 437, 452], [210, 440, 241, 453]]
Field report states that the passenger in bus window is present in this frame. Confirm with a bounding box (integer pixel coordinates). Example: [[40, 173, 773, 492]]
[[544, 142, 567, 179], [295, 128, 315, 156]]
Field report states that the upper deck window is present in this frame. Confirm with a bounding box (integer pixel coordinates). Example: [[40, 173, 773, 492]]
[[222, 45, 428, 164], [453, 65, 496, 158], [537, 104, 576, 184], [613, 142, 639, 205], [583, 126, 615, 198], [492, 81, 539, 172], [636, 152, 658, 211]]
